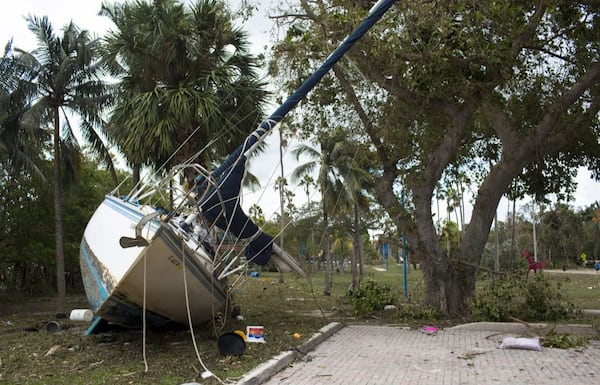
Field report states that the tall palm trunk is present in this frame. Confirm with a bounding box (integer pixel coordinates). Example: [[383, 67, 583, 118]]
[[53, 109, 66, 315], [350, 203, 361, 291], [132, 164, 141, 187], [323, 202, 332, 296]]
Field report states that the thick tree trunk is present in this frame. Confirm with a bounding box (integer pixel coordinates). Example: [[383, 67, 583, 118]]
[[460, 158, 526, 266], [413, 185, 472, 315]]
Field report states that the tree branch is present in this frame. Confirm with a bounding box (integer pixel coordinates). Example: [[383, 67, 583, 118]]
[[535, 62, 600, 143], [511, 0, 548, 55]]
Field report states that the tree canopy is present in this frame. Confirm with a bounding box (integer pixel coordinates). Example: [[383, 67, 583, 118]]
[[100, 0, 270, 183], [271, 0, 600, 315]]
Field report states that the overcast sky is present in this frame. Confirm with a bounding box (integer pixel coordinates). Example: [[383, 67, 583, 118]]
[[1, 0, 598, 223]]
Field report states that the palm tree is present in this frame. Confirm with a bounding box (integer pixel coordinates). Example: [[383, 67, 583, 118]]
[[0, 41, 48, 180], [298, 174, 315, 263], [349, 189, 371, 291], [584, 204, 600, 258], [292, 128, 369, 295], [20, 16, 114, 315], [100, 0, 269, 185], [299, 174, 314, 208], [293, 138, 332, 295], [274, 175, 288, 283]]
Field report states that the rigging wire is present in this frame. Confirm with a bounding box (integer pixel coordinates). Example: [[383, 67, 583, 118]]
[[142, 250, 149, 372], [180, 237, 226, 385]]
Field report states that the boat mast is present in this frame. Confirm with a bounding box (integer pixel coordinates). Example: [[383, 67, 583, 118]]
[[202, 0, 396, 182]]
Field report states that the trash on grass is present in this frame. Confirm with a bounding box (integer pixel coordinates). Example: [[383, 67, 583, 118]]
[[233, 329, 246, 340], [217, 332, 246, 356], [69, 309, 93, 322], [45, 345, 61, 356], [45, 321, 60, 333], [246, 325, 266, 343]]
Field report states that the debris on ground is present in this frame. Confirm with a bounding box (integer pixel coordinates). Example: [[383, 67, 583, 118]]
[[499, 336, 542, 351], [420, 326, 439, 335]]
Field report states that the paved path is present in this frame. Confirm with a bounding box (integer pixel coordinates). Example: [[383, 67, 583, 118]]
[[258, 325, 600, 385]]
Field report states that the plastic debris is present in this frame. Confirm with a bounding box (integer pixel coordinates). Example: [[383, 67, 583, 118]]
[[420, 326, 439, 335], [234, 330, 247, 341], [45, 345, 61, 356], [45, 321, 60, 333], [500, 336, 542, 351], [70, 309, 94, 321], [217, 332, 246, 356], [246, 325, 266, 343]]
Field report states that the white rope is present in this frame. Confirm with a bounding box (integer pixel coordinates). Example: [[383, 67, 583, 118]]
[[142, 250, 149, 372]]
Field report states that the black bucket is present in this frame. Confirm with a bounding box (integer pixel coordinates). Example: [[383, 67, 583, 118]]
[[45, 321, 60, 333], [217, 332, 246, 356]]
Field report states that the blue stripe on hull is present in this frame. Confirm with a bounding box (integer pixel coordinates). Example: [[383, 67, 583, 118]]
[[80, 238, 108, 310]]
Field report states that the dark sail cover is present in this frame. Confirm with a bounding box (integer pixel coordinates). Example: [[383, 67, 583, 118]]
[[197, 155, 272, 265]]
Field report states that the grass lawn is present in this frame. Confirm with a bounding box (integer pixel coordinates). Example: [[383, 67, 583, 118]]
[[544, 270, 600, 310]]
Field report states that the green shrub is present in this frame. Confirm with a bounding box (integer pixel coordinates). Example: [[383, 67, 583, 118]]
[[541, 331, 587, 349], [349, 279, 393, 315], [397, 303, 441, 320], [469, 273, 575, 322]]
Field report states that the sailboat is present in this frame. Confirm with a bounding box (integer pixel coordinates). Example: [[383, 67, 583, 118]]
[[78, 0, 396, 334]]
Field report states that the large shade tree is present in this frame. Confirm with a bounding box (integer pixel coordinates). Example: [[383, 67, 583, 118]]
[[18, 16, 114, 314], [272, 0, 600, 315], [100, 0, 269, 185]]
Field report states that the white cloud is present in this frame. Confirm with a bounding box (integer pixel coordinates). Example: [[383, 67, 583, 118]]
[[1, 1, 119, 51]]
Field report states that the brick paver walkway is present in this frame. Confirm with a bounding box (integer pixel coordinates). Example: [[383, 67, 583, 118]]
[[260, 325, 599, 385]]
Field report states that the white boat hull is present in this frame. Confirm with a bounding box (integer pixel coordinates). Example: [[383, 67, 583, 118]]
[[80, 196, 227, 332]]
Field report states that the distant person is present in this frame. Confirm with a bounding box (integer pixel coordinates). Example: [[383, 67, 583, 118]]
[[595, 260, 600, 273]]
